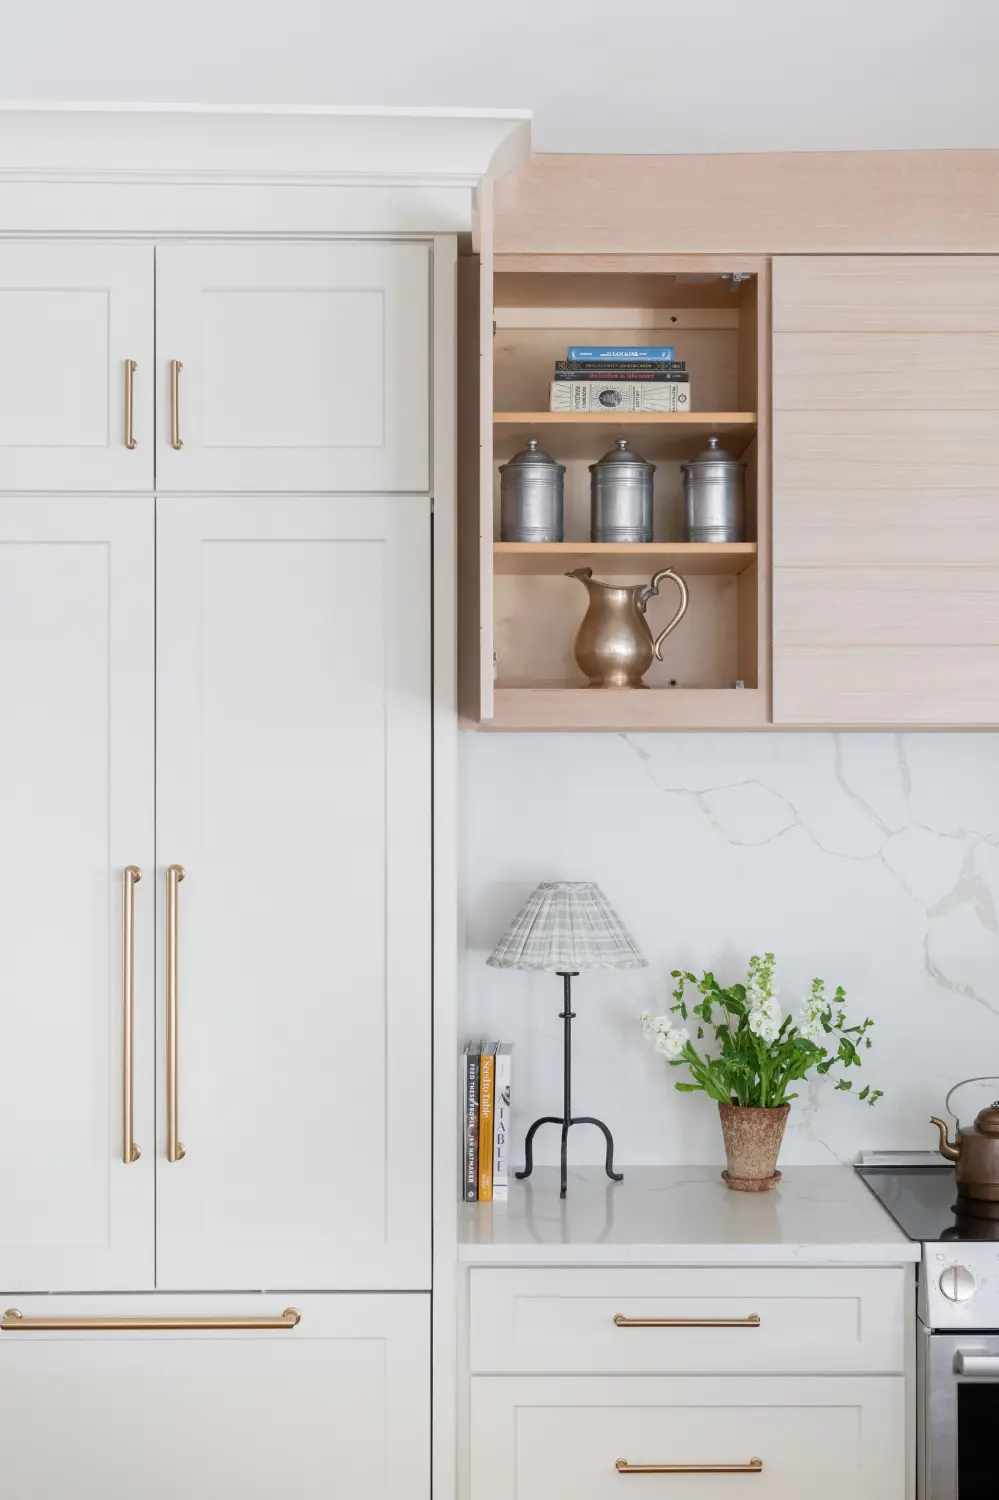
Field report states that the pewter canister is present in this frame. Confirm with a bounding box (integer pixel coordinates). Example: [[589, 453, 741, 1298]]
[[499, 438, 565, 542], [589, 438, 655, 543], [682, 435, 746, 543]]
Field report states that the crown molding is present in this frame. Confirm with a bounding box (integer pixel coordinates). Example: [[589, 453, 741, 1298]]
[[0, 104, 531, 235], [0, 103, 532, 188]]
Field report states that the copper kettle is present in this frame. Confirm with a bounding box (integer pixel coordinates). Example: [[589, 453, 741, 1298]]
[[932, 1077, 999, 1203]]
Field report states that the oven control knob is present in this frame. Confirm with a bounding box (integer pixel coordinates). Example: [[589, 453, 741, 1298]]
[[939, 1264, 978, 1302]]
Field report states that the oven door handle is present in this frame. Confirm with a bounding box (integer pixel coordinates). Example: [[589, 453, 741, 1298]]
[[955, 1351, 999, 1376]]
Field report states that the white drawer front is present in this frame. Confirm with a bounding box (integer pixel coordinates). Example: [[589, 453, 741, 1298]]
[[470, 1375, 905, 1500], [470, 1267, 905, 1375], [0, 1292, 428, 1500]]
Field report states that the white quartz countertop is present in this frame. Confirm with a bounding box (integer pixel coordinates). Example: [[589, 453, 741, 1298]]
[[458, 1166, 918, 1266]]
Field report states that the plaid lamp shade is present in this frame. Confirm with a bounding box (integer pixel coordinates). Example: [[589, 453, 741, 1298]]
[[487, 881, 647, 972]]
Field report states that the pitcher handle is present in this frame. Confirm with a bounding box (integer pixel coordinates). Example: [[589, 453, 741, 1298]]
[[644, 568, 690, 661]]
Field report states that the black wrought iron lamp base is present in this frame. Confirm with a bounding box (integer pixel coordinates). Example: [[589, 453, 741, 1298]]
[[515, 970, 624, 1200]]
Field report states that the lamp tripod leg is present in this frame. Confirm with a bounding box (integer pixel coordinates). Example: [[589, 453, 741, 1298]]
[[515, 1116, 562, 1181]]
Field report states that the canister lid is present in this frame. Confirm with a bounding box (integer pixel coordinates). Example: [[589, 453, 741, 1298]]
[[682, 434, 745, 470], [589, 437, 656, 473], [499, 436, 565, 473]]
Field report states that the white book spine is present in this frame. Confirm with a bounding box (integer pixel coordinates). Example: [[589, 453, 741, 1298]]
[[549, 380, 690, 413], [493, 1047, 513, 1197]]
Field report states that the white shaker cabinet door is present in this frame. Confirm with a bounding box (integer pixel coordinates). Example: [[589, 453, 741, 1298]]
[[0, 497, 155, 1290], [0, 243, 153, 490], [154, 496, 431, 1290], [155, 241, 430, 492], [0, 1293, 429, 1500]]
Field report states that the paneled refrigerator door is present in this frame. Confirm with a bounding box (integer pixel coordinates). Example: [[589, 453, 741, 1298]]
[[0, 1293, 429, 1500], [0, 497, 155, 1290], [154, 495, 432, 1290], [154, 241, 430, 492], [0, 243, 154, 490]]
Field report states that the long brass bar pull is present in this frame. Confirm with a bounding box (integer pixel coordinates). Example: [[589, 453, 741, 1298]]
[[166, 863, 186, 1162], [121, 865, 142, 1164], [2, 1307, 301, 1332], [613, 1313, 761, 1329], [616, 1459, 763, 1476], [169, 359, 183, 450], [123, 359, 138, 449]]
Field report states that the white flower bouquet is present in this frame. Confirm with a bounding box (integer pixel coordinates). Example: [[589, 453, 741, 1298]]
[[640, 952, 882, 1109]]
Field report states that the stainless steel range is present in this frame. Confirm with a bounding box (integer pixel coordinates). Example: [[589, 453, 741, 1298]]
[[857, 1151, 999, 1500]]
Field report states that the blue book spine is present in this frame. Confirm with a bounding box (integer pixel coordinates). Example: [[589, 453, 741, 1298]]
[[567, 345, 676, 362]]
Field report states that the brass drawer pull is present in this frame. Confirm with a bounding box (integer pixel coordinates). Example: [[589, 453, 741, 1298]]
[[2, 1307, 301, 1332], [121, 864, 142, 1164], [166, 863, 186, 1161], [169, 359, 183, 450], [123, 359, 138, 449], [613, 1313, 761, 1329], [616, 1458, 763, 1476]]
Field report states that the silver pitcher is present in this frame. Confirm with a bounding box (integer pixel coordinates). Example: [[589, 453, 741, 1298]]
[[682, 436, 746, 543], [566, 566, 689, 689], [589, 438, 655, 543]]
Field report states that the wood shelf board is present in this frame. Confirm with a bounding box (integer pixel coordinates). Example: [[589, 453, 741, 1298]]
[[485, 686, 768, 732], [494, 541, 757, 577], [492, 412, 758, 460]]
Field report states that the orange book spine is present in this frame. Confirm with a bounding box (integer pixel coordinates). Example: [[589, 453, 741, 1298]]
[[478, 1051, 495, 1202]]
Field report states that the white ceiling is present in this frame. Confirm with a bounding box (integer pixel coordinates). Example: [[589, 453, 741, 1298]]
[[2, 0, 998, 155]]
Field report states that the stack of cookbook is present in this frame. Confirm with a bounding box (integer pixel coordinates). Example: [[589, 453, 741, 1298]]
[[549, 344, 690, 412], [462, 1041, 513, 1203]]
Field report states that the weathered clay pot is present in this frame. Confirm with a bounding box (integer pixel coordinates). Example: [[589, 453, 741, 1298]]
[[718, 1102, 790, 1192]]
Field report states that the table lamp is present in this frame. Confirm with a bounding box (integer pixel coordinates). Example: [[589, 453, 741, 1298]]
[[487, 881, 647, 1199]]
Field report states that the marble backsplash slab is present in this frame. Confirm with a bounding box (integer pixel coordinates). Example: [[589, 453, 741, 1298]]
[[460, 732, 999, 1168]]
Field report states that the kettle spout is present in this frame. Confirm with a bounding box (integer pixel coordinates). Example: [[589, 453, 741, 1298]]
[[930, 1116, 961, 1162]]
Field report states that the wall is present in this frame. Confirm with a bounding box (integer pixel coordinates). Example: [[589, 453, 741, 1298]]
[[461, 731, 999, 1167], [1, 1, 997, 156]]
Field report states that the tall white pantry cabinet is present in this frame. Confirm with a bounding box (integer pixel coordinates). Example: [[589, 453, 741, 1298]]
[[0, 104, 530, 1500]]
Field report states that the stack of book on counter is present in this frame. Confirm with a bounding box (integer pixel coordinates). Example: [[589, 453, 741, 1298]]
[[550, 345, 690, 413], [463, 1041, 513, 1203]]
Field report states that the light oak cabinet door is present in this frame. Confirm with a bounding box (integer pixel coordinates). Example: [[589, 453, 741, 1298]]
[[0, 1293, 428, 1500], [154, 496, 431, 1290], [0, 497, 154, 1290], [155, 242, 430, 492], [471, 1375, 904, 1500], [0, 243, 153, 490], [773, 255, 999, 725]]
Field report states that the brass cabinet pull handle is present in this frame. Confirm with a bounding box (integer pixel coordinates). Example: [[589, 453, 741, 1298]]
[[123, 359, 138, 449], [613, 1313, 761, 1329], [2, 1307, 300, 1332], [166, 863, 186, 1161], [169, 360, 184, 450], [616, 1458, 763, 1476], [121, 865, 142, 1164]]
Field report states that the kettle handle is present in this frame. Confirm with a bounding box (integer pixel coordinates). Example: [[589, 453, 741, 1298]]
[[945, 1075, 999, 1120], [641, 568, 690, 662]]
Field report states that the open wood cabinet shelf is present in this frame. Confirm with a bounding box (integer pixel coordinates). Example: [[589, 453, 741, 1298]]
[[459, 250, 772, 731], [494, 542, 758, 577]]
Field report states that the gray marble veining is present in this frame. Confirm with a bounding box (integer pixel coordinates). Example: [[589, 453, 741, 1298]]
[[462, 732, 999, 1169]]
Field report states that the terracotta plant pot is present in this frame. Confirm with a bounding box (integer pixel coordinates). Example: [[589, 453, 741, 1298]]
[[718, 1101, 790, 1192]]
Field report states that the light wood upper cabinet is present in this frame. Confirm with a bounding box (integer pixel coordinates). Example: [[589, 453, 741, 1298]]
[[155, 242, 430, 493], [154, 495, 431, 1290], [0, 497, 155, 1290], [0, 244, 154, 490], [773, 255, 999, 725]]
